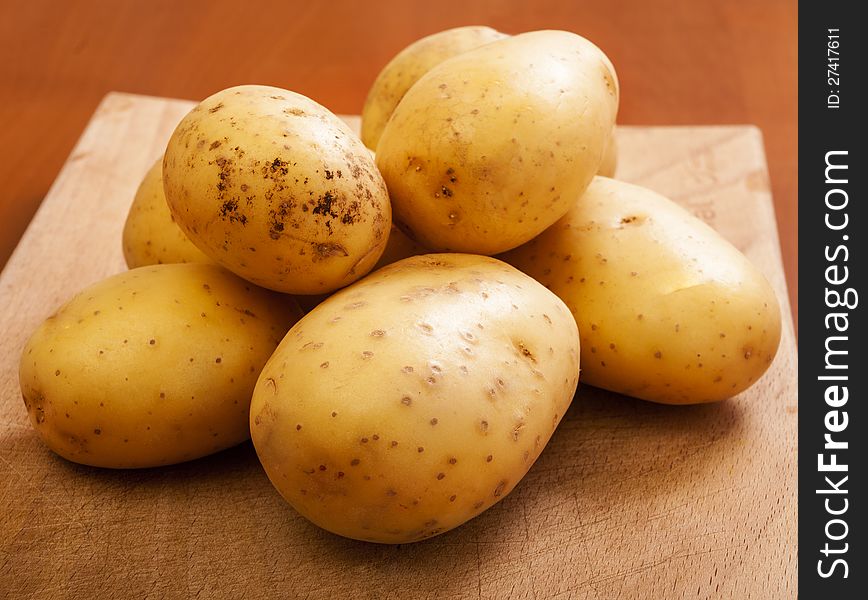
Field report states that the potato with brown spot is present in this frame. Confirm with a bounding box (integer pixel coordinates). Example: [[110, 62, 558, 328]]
[[501, 177, 782, 404], [360, 26, 508, 150], [250, 254, 579, 543], [376, 30, 619, 254], [361, 25, 619, 182], [19, 264, 303, 468], [122, 159, 214, 267], [163, 85, 391, 294]]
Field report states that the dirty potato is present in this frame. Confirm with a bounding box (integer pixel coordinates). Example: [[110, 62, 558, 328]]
[[122, 159, 214, 267], [376, 30, 619, 254], [163, 85, 391, 294], [19, 264, 302, 468], [360, 26, 508, 150], [250, 254, 580, 543], [502, 177, 782, 404]]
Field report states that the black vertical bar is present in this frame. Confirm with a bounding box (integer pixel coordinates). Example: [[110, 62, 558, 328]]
[[799, 1, 865, 596]]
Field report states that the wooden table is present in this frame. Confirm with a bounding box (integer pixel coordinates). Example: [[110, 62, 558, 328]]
[[0, 0, 798, 326], [0, 92, 796, 598]]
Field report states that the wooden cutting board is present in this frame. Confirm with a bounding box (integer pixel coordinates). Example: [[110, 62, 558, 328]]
[[0, 92, 797, 599]]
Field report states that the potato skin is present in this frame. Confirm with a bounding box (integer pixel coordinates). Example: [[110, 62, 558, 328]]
[[501, 177, 782, 404], [122, 159, 214, 267], [360, 26, 508, 150], [250, 254, 579, 543], [19, 264, 302, 468], [376, 30, 619, 255], [163, 85, 391, 294]]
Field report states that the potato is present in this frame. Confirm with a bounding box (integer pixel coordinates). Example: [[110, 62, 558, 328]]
[[163, 85, 391, 295], [19, 264, 303, 468], [360, 26, 508, 150], [501, 177, 782, 404], [122, 159, 214, 267], [376, 30, 619, 255], [250, 254, 579, 543]]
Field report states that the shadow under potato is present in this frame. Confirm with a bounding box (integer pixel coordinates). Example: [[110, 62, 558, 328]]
[[304, 385, 748, 597], [46, 381, 743, 513], [17, 383, 745, 594]]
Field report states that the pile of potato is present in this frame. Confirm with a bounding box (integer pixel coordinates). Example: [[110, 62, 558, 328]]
[[19, 27, 781, 544]]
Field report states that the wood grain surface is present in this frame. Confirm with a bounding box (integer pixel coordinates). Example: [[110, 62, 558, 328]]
[[0, 0, 799, 327], [0, 93, 797, 599]]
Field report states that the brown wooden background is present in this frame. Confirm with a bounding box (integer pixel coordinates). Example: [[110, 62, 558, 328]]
[[0, 0, 797, 326]]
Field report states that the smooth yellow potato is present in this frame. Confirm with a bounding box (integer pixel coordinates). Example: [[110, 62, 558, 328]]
[[163, 85, 391, 294], [597, 130, 618, 178], [360, 26, 508, 150], [376, 30, 619, 255], [19, 264, 303, 468], [501, 177, 782, 404], [250, 254, 579, 543], [122, 159, 214, 267]]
